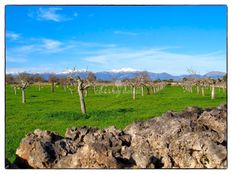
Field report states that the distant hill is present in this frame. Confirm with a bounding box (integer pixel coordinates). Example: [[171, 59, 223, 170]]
[[7, 70, 226, 81], [203, 71, 226, 79]]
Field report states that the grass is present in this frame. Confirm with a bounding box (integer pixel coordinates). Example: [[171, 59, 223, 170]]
[[5, 84, 226, 162]]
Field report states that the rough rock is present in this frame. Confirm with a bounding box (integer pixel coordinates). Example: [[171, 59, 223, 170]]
[[15, 129, 63, 168], [14, 104, 227, 168], [54, 143, 120, 168]]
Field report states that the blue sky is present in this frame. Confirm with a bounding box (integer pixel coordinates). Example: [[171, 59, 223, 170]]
[[6, 5, 227, 75]]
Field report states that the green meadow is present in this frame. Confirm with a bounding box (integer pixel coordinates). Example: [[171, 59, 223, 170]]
[[6, 84, 226, 162]]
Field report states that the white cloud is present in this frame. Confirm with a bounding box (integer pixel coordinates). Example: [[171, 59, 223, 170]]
[[6, 32, 20, 40], [74, 41, 116, 48], [6, 56, 27, 63], [8, 38, 66, 55], [6, 37, 117, 64], [6, 66, 54, 74], [42, 39, 62, 49], [114, 30, 138, 36], [29, 7, 71, 22], [6, 34, 226, 75], [83, 47, 226, 75]]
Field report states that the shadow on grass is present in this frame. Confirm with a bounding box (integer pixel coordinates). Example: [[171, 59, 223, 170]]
[[45, 112, 90, 121], [30, 95, 37, 98], [44, 107, 135, 121]]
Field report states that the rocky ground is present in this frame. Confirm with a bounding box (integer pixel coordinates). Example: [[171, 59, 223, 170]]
[[6, 104, 227, 169]]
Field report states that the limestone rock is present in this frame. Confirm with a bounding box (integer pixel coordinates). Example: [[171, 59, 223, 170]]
[[14, 104, 227, 169], [54, 143, 120, 168], [15, 129, 62, 168]]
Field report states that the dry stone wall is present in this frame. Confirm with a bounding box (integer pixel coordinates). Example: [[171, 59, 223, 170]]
[[10, 104, 227, 169]]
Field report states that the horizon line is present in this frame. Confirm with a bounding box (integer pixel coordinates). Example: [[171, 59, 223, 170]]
[[5, 69, 226, 76]]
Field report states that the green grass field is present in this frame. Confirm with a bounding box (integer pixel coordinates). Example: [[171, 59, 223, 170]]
[[5, 84, 226, 162]]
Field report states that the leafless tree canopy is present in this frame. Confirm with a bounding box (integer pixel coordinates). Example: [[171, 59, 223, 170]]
[[138, 71, 150, 85], [33, 75, 44, 83], [6, 74, 15, 84], [58, 78, 67, 85], [15, 73, 32, 104], [87, 72, 96, 83], [48, 75, 58, 93], [48, 76, 58, 83], [16, 73, 32, 89]]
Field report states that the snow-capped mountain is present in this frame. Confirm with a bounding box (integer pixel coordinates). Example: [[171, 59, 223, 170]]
[[204, 71, 226, 79], [6, 70, 226, 81], [109, 68, 139, 73]]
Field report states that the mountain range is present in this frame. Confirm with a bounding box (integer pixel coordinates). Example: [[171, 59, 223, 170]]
[[7, 70, 226, 81]]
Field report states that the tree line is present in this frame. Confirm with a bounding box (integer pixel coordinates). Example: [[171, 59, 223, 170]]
[[6, 69, 226, 114]]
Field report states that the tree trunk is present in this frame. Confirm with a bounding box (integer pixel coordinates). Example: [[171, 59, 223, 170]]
[[201, 86, 205, 96], [146, 86, 151, 95], [211, 85, 215, 99], [63, 85, 66, 92], [78, 88, 86, 114], [93, 85, 96, 94], [51, 82, 54, 93], [153, 87, 156, 94], [117, 87, 120, 94], [14, 86, 17, 95], [132, 86, 136, 100], [196, 86, 199, 94], [85, 90, 88, 97], [22, 89, 26, 104], [69, 88, 73, 95], [141, 86, 144, 96]]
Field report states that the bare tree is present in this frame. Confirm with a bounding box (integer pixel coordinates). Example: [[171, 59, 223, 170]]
[[33, 75, 44, 91], [186, 67, 198, 93], [59, 78, 68, 92], [115, 79, 123, 94], [6, 74, 18, 95], [16, 73, 31, 104], [122, 80, 128, 94], [138, 71, 151, 96], [48, 75, 58, 93], [66, 77, 75, 94], [195, 80, 200, 94], [148, 81, 157, 94], [200, 80, 205, 96], [207, 78, 217, 100], [218, 78, 226, 93], [186, 67, 197, 78], [125, 77, 140, 100], [153, 79, 162, 93], [6, 74, 15, 84], [68, 67, 91, 114], [86, 72, 97, 95]]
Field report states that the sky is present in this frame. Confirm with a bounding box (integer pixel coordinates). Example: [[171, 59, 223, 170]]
[[6, 5, 227, 75]]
